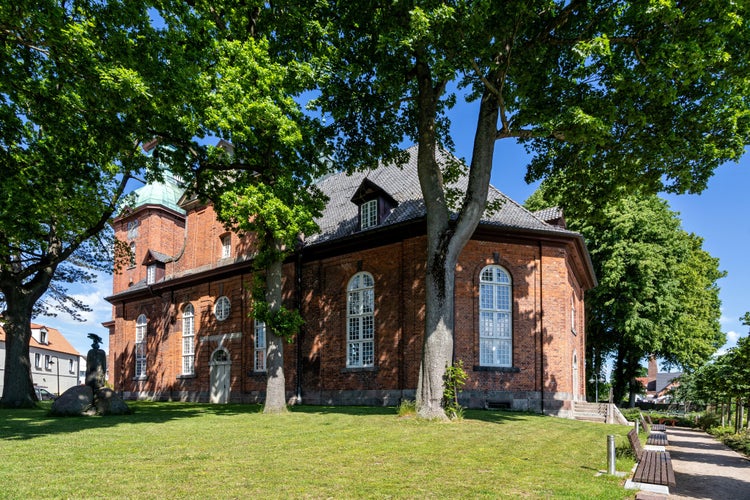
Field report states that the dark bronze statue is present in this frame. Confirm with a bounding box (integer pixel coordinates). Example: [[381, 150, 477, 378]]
[[85, 333, 107, 391]]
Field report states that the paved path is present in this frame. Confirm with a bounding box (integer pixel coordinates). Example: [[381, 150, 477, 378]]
[[666, 427, 750, 500]]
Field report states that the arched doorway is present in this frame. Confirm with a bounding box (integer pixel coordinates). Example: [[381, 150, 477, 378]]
[[209, 347, 231, 404]]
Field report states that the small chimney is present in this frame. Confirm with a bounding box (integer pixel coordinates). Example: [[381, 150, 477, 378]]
[[648, 356, 658, 384]]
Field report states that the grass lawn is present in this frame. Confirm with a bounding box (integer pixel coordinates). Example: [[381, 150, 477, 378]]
[[0, 402, 635, 499]]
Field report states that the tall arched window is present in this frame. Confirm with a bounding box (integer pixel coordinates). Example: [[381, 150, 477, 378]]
[[479, 265, 512, 367], [135, 314, 147, 378], [347, 272, 375, 368], [254, 320, 267, 372], [182, 304, 195, 375]]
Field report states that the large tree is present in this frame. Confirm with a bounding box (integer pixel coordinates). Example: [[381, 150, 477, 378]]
[[150, 3, 328, 413], [0, 0, 186, 407], [312, 1, 750, 418], [527, 188, 725, 404]]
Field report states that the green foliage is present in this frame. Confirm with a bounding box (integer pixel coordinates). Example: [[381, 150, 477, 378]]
[[442, 360, 468, 420], [252, 300, 304, 343], [396, 399, 417, 418], [0, 0, 188, 406], [527, 186, 725, 402], [312, 0, 750, 417]]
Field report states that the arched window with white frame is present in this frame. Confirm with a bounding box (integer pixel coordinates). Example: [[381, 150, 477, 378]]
[[135, 314, 147, 378], [347, 272, 375, 368], [254, 320, 267, 372], [479, 265, 512, 367], [182, 304, 195, 375]]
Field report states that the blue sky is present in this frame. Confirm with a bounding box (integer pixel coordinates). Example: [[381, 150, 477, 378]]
[[38, 100, 749, 367]]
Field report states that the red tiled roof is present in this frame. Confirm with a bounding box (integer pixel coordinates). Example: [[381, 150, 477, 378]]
[[0, 323, 80, 356]]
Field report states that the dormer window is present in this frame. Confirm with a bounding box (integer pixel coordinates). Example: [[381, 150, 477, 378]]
[[360, 199, 378, 230], [143, 250, 167, 285], [351, 178, 397, 232], [40, 328, 48, 344]]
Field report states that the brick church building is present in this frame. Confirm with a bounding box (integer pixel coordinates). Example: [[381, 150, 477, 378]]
[[105, 147, 596, 417]]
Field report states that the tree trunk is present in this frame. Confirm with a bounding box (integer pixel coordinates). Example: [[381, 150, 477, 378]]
[[417, 248, 455, 419], [0, 286, 45, 408], [736, 398, 743, 434], [612, 346, 627, 404], [414, 75, 498, 419], [263, 241, 287, 414]]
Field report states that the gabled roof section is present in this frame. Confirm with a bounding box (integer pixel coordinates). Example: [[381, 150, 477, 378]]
[[350, 178, 398, 207], [142, 249, 171, 265], [532, 207, 566, 229], [308, 145, 576, 246]]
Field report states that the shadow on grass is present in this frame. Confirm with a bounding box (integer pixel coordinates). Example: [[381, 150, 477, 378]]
[[1, 401, 537, 441], [0, 401, 264, 441]]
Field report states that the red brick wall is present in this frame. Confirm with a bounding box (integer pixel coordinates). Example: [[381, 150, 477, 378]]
[[108, 202, 589, 413]]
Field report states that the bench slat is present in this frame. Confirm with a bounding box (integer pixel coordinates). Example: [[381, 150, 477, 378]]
[[628, 429, 676, 488]]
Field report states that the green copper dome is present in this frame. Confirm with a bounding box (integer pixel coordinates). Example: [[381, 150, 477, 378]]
[[131, 173, 186, 215]]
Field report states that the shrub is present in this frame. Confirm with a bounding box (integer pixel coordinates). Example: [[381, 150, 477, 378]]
[[443, 361, 468, 421], [397, 399, 417, 418], [697, 412, 721, 431]]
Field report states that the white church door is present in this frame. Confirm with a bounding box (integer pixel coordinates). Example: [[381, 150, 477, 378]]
[[209, 348, 231, 404]]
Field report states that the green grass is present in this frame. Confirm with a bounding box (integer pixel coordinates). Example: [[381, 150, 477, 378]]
[[0, 402, 635, 499]]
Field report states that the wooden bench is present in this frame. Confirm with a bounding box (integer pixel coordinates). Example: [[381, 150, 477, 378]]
[[627, 429, 676, 488], [639, 415, 669, 446], [644, 413, 667, 431]]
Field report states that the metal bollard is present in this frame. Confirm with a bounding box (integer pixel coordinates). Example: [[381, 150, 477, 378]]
[[607, 435, 616, 475]]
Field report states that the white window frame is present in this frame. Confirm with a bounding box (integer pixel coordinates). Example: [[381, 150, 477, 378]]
[[135, 314, 147, 379], [34, 353, 41, 369], [214, 296, 231, 321], [254, 320, 267, 372], [146, 264, 156, 284], [221, 235, 231, 259], [44, 354, 52, 371], [346, 272, 375, 368], [68, 359, 75, 374], [360, 199, 378, 230], [40, 329, 47, 344], [182, 304, 195, 375], [479, 265, 513, 367]]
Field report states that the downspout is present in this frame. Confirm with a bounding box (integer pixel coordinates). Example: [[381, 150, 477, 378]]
[[539, 240, 544, 414], [295, 235, 304, 404], [398, 240, 405, 401]]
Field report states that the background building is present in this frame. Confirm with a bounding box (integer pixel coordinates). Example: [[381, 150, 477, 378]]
[[0, 323, 81, 397]]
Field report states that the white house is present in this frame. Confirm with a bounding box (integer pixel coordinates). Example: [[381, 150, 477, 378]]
[[0, 323, 81, 397]]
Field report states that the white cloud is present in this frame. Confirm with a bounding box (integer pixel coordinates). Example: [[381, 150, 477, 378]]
[[34, 275, 114, 355], [726, 330, 741, 345]]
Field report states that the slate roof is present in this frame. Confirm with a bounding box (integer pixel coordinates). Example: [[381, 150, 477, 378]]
[[307, 145, 576, 246]]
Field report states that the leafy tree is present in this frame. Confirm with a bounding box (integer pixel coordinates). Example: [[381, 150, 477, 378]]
[[312, 1, 750, 418], [149, 3, 328, 413], [527, 188, 725, 405], [0, 0, 182, 407]]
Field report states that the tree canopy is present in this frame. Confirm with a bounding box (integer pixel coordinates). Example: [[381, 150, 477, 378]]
[[311, 0, 749, 417], [0, 0, 184, 407], [527, 187, 725, 404]]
